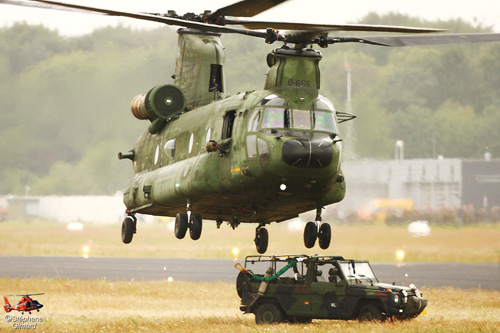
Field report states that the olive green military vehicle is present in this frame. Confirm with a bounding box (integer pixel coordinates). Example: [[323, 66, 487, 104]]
[[236, 255, 427, 324]]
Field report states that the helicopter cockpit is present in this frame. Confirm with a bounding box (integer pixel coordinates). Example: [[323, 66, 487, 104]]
[[246, 94, 341, 169], [250, 94, 341, 140]]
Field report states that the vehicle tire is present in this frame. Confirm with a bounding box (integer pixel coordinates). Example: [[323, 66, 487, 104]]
[[318, 223, 331, 249], [121, 216, 135, 244], [255, 228, 269, 254], [189, 213, 203, 240], [358, 303, 384, 322], [255, 303, 285, 324], [303, 222, 317, 248], [236, 270, 250, 298], [174, 212, 188, 239]]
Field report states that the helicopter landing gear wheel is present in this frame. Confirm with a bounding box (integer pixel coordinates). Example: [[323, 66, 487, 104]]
[[254, 225, 269, 254], [303, 221, 317, 248], [121, 215, 136, 244], [318, 223, 331, 249], [189, 213, 203, 240], [174, 212, 188, 239]]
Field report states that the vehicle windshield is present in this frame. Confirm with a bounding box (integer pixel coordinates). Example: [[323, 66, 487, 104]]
[[339, 262, 378, 284]]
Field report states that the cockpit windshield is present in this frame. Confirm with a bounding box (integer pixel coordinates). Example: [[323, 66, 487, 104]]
[[261, 108, 336, 133], [262, 108, 290, 129], [255, 94, 340, 139]]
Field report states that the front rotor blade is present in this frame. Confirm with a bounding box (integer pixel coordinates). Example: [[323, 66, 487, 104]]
[[351, 33, 500, 47], [0, 0, 250, 34], [0, 0, 99, 14], [210, 0, 289, 18]]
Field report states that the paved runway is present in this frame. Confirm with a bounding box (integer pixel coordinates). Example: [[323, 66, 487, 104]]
[[0, 256, 498, 290]]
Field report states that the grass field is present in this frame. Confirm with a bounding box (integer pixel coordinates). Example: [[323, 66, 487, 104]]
[[1, 278, 499, 332], [1, 221, 499, 331], [1, 219, 499, 263]]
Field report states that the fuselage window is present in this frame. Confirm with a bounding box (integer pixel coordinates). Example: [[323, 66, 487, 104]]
[[154, 145, 160, 165], [188, 132, 194, 154], [164, 139, 176, 159]]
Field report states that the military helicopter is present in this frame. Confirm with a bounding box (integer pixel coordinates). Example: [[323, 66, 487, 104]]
[[2, 0, 500, 253], [3, 293, 44, 314]]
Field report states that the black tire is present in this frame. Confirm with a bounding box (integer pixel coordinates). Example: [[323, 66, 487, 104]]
[[318, 223, 331, 249], [255, 303, 285, 324], [255, 228, 269, 254], [303, 222, 317, 248], [236, 271, 250, 298], [121, 216, 135, 244], [358, 303, 384, 322], [189, 213, 203, 240], [174, 212, 188, 239]]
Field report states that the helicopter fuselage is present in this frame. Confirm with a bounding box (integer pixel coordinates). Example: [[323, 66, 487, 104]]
[[124, 88, 345, 224]]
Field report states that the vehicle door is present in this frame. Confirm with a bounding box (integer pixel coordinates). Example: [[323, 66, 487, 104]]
[[309, 263, 349, 318]]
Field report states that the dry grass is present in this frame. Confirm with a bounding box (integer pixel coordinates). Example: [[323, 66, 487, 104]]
[[1, 219, 499, 263], [1, 278, 499, 332]]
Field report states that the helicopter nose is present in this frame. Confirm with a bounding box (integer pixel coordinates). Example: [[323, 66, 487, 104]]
[[282, 138, 333, 168]]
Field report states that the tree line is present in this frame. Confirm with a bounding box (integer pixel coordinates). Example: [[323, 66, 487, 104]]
[[0, 13, 499, 195]]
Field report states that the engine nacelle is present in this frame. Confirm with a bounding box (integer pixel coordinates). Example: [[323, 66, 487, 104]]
[[131, 84, 186, 122]]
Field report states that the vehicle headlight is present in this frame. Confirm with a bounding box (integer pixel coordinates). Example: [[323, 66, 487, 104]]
[[394, 294, 400, 303]]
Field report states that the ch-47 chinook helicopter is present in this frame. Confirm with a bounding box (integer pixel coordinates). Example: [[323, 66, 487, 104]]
[[3, 0, 500, 253]]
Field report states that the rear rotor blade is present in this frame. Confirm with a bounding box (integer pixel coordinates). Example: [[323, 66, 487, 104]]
[[334, 33, 500, 47]]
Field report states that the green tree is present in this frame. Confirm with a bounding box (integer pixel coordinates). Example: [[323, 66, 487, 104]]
[[390, 106, 435, 158], [350, 92, 392, 158], [432, 101, 477, 158]]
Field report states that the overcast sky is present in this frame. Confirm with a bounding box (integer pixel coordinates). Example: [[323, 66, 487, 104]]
[[1, 0, 499, 35]]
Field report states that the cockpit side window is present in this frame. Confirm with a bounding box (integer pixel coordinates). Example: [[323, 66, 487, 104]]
[[248, 110, 261, 132], [313, 111, 336, 133], [315, 96, 340, 135], [316, 96, 335, 111]]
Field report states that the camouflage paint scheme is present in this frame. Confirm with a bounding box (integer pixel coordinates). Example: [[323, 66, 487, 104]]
[[237, 255, 427, 323], [122, 30, 345, 224]]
